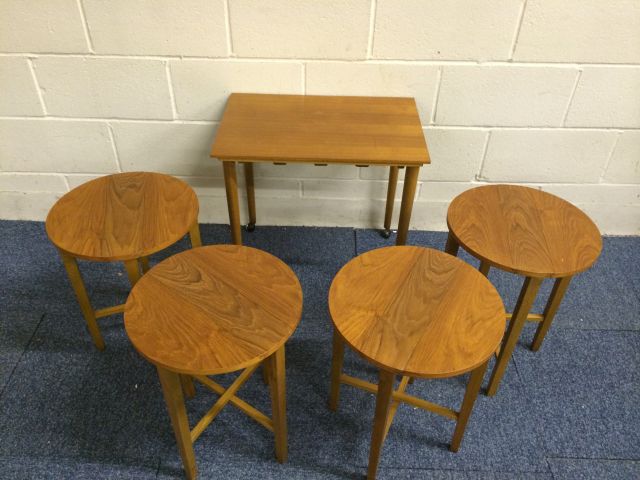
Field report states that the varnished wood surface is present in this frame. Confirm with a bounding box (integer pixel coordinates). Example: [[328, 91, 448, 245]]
[[211, 94, 430, 166], [46, 172, 199, 262], [447, 185, 602, 278], [329, 246, 505, 378], [124, 245, 302, 375]]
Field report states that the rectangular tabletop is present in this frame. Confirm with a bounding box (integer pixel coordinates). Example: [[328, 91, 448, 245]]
[[210, 93, 430, 166]]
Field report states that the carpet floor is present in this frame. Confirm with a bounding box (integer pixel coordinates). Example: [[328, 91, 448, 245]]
[[0, 221, 638, 480]]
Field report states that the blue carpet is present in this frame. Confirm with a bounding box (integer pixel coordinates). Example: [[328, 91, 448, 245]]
[[0, 220, 638, 479]]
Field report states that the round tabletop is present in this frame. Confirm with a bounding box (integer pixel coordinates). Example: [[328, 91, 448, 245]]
[[447, 185, 602, 278], [329, 246, 505, 378], [124, 245, 303, 375], [46, 172, 199, 262]]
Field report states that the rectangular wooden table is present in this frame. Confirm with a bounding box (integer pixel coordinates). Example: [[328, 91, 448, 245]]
[[210, 93, 430, 245]]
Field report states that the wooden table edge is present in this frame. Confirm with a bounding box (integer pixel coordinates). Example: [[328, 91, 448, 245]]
[[331, 326, 500, 380], [445, 217, 602, 279], [209, 155, 429, 167], [123, 314, 300, 377], [45, 206, 199, 263], [123, 244, 304, 376]]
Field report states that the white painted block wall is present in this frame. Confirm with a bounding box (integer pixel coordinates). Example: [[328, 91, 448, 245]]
[[1, 0, 639, 234]]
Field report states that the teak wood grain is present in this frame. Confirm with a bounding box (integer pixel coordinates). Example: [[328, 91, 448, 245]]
[[210, 93, 430, 166], [329, 246, 505, 378], [124, 245, 303, 376], [447, 185, 602, 278], [46, 172, 199, 262]]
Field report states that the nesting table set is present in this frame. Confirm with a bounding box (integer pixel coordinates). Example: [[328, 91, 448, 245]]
[[45, 94, 602, 480]]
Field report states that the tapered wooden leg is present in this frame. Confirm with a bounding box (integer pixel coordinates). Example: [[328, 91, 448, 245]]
[[396, 166, 420, 246], [328, 331, 345, 411], [266, 346, 288, 463], [180, 374, 196, 399], [157, 367, 197, 480], [139, 256, 150, 274], [223, 161, 242, 245], [383, 375, 410, 441], [244, 163, 257, 232], [189, 221, 202, 248], [450, 361, 488, 452], [479, 261, 490, 277], [59, 252, 104, 351], [367, 369, 395, 480], [487, 276, 543, 396], [382, 166, 399, 238], [531, 276, 572, 351], [124, 259, 141, 287], [445, 231, 460, 256]]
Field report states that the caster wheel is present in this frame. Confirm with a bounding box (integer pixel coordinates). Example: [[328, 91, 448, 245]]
[[246, 223, 256, 232], [380, 229, 391, 239]]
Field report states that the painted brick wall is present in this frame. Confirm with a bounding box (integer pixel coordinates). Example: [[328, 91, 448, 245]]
[[1, 0, 639, 234]]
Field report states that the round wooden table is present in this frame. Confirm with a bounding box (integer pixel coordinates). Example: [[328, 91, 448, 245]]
[[46, 172, 201, 350], [328, 246, 505, 480], [446, 184, 602, 396], [125, 245, 303, 480]]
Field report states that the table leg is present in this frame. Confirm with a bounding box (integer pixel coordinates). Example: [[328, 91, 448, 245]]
[[396, 166, 420, 245], [479, 261, 491, 277], [382, 166, 399, 239], [487, 276, 542, 396], [59, 251, 104, 351], [124, 259, 141, 287], [367, 369, 394, 480], [180, 374, 196, 399], [445, 231, 460, 256], [223, 161, 242, 245], [244, 163, 257, 232], [531, 276, 572, 351], [189, 221, 202, 248], [157, 367, 197, 480], [261, 361, 270, 385], [267, 346, 288, 463], [328, 331, 345, 411], [138, 256, 150, 274], [450, 361, 488, 452]]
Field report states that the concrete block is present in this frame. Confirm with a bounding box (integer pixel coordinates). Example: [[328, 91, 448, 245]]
[[0, 174, 67, 193], [34, 57, 173, 119], [514, 0, 640, 63], [229, 0, 370, 59], [0, 119, 117, 173], [565, 68, 640, 128], [0, 58, 43, 116], [373, 0, 524, 60], [604, 131, 640, 184], [482, 129, 617, 183], [171, 60, 303, 121], [83, 0, 227, 56], [111, 122, 217, 176], [436, 66, 577, 126], [0, 0, 88, 53]]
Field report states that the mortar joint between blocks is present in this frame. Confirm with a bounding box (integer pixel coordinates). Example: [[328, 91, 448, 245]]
[[26, 58, 48, 116], [475, 130, 493, 181], [224, 0, 234, 57], [598, 131, 623, 184], [165, 61, 179, 120], [562, 69, 583, 127], [508, 0, 528, 60], [76, 0, 95, 54], [366, 0, 377, 59], [106, 123, 123, 173]]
